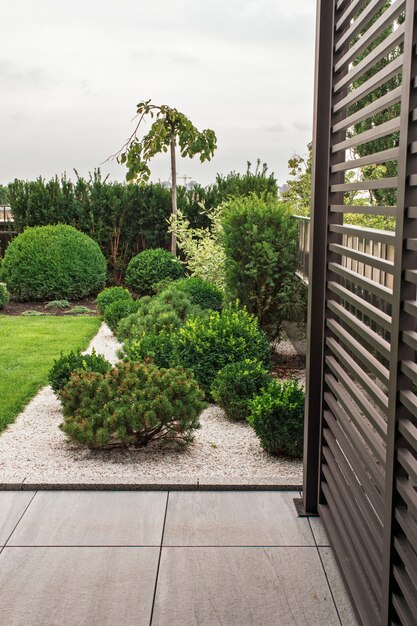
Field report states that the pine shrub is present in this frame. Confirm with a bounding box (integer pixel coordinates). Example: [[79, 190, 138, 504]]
[[48, 349, 112, 393], [125, 248, 184, 295], [0, 225, 107, 301], [247, 379, 305, 457], [212, 359, 271, 421], [60, 361, 205, 448], [96, 287, 132, 315]]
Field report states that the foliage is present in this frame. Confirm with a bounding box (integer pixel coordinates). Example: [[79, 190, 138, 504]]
[[221, 195, 298, 337], [174, 304, 271, 397], [126, 248, 184, 295], [96, 286, 132, 315], [21, 310, 46, 316], [103, 299, 139, 333], [212, 359, 271, 421], [45, 300, 71, 309], [48, 348, 112, 393], [0, 316, 100, 432], [0, 225, 107, 301], [170, 208, 226, 289], [65, 306, 94, 315], [60, 361, 206, 449], [282, 144, 312, 215], [248, 379, 305, 457], [172, 277, 223, 311], [0, 283, 10, 309]]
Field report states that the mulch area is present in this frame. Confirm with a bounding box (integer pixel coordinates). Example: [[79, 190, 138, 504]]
[[1, 297, 99, 316]]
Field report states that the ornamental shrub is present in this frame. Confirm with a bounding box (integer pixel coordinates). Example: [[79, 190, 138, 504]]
[[0, 225, 106, 301], [96, 287, 132, 315], [221, 194, 298, 338], [48, 349, 112, 393], [60, 361, 206, 448], [211, 359, 271, 421], [126, 248, 184, 295], [247, 379, 305, 457], [103, 299, 140, 333], [0, 283, 10, 309], [174, 304, 271, 397], [45, 299, 71, 309], [172, 277, 223, 311]]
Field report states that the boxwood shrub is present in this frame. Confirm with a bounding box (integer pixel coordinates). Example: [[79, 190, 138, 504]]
[[96, 286, 132, 315], [172, 277, 223, 311], [103, 299, 140, 333], [247, 379, 305, 457], [0, 225, 107, 301], [48, 349, 112, 393], [211, 359, 271, 421], [60, 361, 206, 448], [174, 304, 271, 397], [126, 248, 184, 295]]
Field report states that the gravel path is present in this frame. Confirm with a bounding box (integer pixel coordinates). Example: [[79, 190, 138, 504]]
[[0, 323, 303, 487]]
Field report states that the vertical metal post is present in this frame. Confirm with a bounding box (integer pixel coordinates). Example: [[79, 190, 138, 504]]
[[382, 2, 417, 623], [302, 0, 336, 514]]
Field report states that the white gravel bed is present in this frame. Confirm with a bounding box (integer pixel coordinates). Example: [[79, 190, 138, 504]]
[[0, 323, 303, 486]]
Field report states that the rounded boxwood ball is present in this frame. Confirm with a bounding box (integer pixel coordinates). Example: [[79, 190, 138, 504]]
[[126, 248, 184, 296], [1, 225, 107, 301]]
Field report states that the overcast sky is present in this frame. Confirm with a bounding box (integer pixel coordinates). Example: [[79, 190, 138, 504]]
[[1, 1, 316, 187]]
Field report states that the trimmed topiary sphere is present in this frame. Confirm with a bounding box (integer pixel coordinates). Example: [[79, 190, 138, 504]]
[[48, 349, 112, 394], [60, 361, 206, 449], [0, 283, 10, 309], [103, 299, 140, 334], [1, 225, 107, 301], [247, 379, 305, 457], [172, 277, 223, 311], [125, 248, 184, 295], [96, 287, 132, 315], [211, 359, 271, 421]]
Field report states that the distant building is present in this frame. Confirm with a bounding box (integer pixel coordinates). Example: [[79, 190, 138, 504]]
[[0, 205, 13, 224]]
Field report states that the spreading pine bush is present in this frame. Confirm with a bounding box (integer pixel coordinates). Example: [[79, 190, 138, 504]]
[[172, 277, 223, 311], [103, 299, 140, 333], [247, 379, 305, 457], [60, 361, 206, 448], [0, 225, 107, 301], [48, 349, 112, 393], [125, 248, 184, 295], [96, 286, 132, 315], [174, 304, 271, 397], [211, 359, 271, 421], [0, 283, 10, 309]]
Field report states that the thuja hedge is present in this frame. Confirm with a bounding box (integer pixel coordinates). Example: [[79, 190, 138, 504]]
[[7, 163, 278, 282]]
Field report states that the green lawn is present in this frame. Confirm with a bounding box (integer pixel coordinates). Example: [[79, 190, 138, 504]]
[[0, 316, 102, 432]]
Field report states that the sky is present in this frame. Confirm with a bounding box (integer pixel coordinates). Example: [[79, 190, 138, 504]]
[[1, 0, 316, 188]]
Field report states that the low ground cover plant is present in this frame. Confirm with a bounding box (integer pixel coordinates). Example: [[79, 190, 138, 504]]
[[0, 225, 107, 301], [49, 349, 112, 393], [126, 248, 184, 295], [211, 359, 271, 421], [60, 361, 205, 448], [247, 379, 305, 457], [45, 300, 71, 309], [96, 287, 132, 315], [174, 305, 271, 397], [0, 283, 10, 309]]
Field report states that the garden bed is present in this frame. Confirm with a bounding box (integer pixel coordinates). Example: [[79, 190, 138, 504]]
[[1, 297, 98, 316], [0, 323, 304, 488]]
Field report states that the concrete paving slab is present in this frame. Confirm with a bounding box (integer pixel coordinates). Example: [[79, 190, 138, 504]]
[[152, 546, 339, 626], [8, 491, 167, 546], [163, 491, 314, 546], [310, 517, 331, 546], [0, 546, 158, 626], [319, 547, 360, 626], [0, 491, 34, 546]]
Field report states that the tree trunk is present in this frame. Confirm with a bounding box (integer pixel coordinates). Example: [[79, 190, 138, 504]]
[[170, 135, 177, 255]]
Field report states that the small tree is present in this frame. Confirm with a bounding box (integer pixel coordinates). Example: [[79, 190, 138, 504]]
[[112, 100, 217, 254]]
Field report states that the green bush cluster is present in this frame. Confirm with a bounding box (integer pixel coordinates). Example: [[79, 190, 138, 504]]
[[0, 283, 10, 309], [172, 277, 223, 311], [103, 299, 140, 333], [211, 359, 271, 421], [60, 361, 205, 449], [247, 379, 305, 457], [96, 287, 132, 315], [48, 349, 112, 393], [126, 248, 184, 295], [221, 194, 299, 337], [0, 225, 107, 301], [174, 305, 271, 397]]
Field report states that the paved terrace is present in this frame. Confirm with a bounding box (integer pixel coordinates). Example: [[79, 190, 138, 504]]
[[0, 490, 358, 625]]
